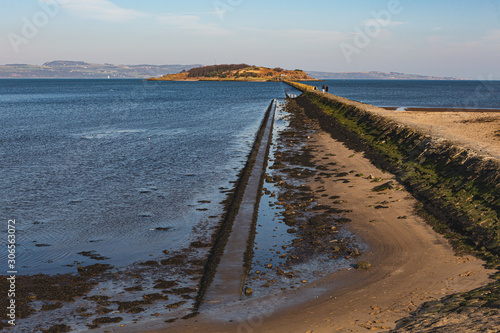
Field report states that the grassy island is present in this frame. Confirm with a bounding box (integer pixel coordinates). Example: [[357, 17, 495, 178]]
[[146, 64, 317, 82]]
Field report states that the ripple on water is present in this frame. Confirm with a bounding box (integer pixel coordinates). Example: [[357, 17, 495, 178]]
[[0, 80, 287, 275]]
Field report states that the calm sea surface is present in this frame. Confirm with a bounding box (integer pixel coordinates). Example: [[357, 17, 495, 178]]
[[0, 79, 286, 274], [305, 80, 500, 109]]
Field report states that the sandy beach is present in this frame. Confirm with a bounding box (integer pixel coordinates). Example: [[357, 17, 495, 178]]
[[107, 100, 495, 333], [376, 109, 500, 159]]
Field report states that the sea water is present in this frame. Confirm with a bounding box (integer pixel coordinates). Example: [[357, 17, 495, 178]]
[[0, 79, 286, 274], [305, 79, 500, 109]]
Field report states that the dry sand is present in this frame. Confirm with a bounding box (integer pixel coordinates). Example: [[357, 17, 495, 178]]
[[375, 110, 500, 159], [108, 121, 494, 333]]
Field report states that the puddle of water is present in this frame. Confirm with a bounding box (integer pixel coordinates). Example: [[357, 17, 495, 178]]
[[249, 101, 296, 274], [244, 99, 365, 299]]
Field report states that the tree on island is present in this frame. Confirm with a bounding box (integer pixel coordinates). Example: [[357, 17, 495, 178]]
[[187, 64, 249, 78]]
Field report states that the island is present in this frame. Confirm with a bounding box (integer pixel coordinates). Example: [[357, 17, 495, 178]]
[[146, 64, 318, 82]]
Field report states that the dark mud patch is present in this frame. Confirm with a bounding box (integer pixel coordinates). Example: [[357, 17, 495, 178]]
[[77, 251, 110, 261], [0, 238, 212, 330], [41, 324, 72, 333], [153, 279, 178, 289], [77, 263, 113, 276], [0, 273, 98, 322], [459, 116, 500, 124], [88, 316, 123, 328], [155, 227, 172, 231], [160, 255, 188, 265]]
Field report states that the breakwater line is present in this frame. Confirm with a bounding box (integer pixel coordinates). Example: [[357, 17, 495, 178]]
[[286, 81, 500, 265], [196, 99, 277, 309]]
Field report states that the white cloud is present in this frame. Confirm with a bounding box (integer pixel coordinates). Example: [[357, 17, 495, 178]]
[[157, 15, 231, 35], [47, 0, 146, 22]]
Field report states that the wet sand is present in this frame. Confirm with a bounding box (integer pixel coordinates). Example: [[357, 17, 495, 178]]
[[107, 102, 494, 333], [255, 130, 493, 332]]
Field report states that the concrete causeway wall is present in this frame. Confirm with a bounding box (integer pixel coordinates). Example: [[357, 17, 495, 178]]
[[196, 100, 276, 309]]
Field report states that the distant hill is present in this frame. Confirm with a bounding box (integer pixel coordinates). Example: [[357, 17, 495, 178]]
[[0, 62, 461, 80], [0, 61, 202, 79], [306, 71, 464, 80], [147, 64, 317, 82]]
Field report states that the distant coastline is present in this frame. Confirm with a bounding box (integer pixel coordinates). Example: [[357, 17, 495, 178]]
[[308, 70, 465, 80], [0, 61, 201, 79], [0, 61, 465, 80]]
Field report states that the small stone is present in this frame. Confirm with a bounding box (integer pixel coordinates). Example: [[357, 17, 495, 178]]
[[372, 181, 395, 192], [355, 261, 373, 270], [244, 287, 253, 296]]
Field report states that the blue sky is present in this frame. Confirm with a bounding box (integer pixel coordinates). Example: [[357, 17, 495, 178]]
[[1, 0, 499, 78]]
